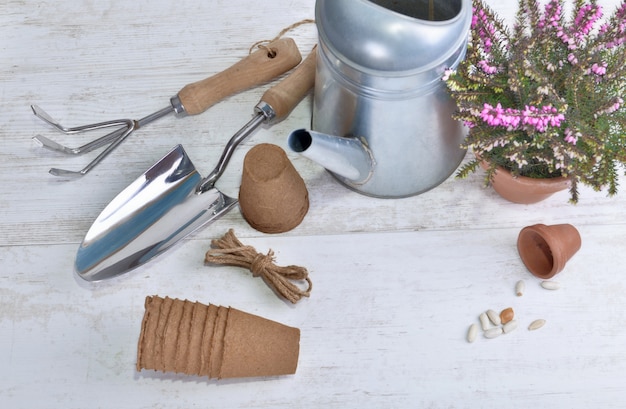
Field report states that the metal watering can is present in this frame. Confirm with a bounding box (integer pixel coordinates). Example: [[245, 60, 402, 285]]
[[288, 0, 472, 198]]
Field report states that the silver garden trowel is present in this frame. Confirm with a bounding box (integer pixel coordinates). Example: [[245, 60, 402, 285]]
[[75, 47, 317, 282]]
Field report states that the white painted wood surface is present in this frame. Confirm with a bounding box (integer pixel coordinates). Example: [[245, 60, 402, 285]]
[[2, 1, 626, 408]]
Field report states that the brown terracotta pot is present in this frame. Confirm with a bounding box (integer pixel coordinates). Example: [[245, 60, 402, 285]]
[[517, 224, 582, 279], [479, 160, 570, 204]]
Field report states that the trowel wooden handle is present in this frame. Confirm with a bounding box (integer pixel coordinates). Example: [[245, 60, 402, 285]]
[[177, 38, 302, 116], [260, 45, 317, 121]]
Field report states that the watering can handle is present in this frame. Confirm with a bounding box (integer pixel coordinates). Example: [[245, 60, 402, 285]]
[[260, 45, 317, 122], [176, 38, 302, 116]]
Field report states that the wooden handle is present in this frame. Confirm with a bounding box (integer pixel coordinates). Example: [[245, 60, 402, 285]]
[[177, 38, 302, 116], [260, 45, 317, 122]]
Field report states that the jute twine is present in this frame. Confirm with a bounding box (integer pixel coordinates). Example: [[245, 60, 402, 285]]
[[249, 19, 315, 56], [205, 229, 312, 304]]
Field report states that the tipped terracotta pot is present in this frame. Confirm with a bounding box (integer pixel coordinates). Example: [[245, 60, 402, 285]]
[[517, 224, 581, 279], [479, 160, 570, 204], [239, 143, 309, 233]]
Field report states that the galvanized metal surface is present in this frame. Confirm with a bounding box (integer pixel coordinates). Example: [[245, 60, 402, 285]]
[[310, 0, 471, 197]]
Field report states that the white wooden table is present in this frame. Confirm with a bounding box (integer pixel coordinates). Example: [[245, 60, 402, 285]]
[[3, 1, 626, 408]]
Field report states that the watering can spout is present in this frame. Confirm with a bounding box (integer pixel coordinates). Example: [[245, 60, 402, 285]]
[[287, 129, 374, 184]]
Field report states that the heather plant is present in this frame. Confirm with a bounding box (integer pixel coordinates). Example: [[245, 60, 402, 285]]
[[446, 0, 626, 202]]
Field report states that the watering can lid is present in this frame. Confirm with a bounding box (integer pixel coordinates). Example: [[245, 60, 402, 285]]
[[315, 0, 472, 74]]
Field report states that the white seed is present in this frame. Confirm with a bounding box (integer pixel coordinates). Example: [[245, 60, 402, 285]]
[[541, 280, 561, 290], [502, 319, 518, 334], [467, 323, 479, 343], [515, 280, 525, 296], [479, 312, 491, 330], [484, 327, 503, 339], [486, 309, 501, 326], [528, 319, 546, 331]]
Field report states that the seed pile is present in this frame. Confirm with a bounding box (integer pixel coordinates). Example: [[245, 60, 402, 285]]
[[469, 307, 518, 341], [466, 279, 560, 343]]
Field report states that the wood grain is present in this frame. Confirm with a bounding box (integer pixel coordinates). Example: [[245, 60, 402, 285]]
[[2, 1, 626, 408]]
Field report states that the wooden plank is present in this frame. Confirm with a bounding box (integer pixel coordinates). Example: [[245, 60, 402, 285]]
[[2, 0, 626, 407]]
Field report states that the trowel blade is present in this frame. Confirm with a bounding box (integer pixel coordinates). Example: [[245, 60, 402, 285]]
[[75, 144, 238, 282]]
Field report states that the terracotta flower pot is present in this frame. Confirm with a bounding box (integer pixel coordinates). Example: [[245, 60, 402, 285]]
[[517, 224, 582, 279], [479, 160, 570, 204]]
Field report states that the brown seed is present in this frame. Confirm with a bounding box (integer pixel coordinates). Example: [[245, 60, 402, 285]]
[[500, 307, 514, 324]]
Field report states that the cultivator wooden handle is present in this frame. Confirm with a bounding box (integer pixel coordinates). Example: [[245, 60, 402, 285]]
[[177, 37, 303, 116], [260, 45, 317, 121]]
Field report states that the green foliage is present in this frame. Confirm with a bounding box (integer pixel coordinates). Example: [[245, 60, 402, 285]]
[[446, 0, 626, 203]]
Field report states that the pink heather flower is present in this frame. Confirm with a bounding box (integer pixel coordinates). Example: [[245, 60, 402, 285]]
[[606, 38, 626, 49], [595, 2, 626, 49], [441, 68, 454, 81], [595, 97, 624, 117], [477, 60, 498, 74], [472, 7, 498, 54], [480, 103, 564, 133], [591, 62, 607, 76], [480, 103, 519, 129], [564, 128, 578, 145], [605, 97, 623, 114], [574, 4, 603, 40], [567, 53, 578, 64], [620, 2, 626, 18], [542, 1, 566, 38], [600, 23, 610, 34]]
